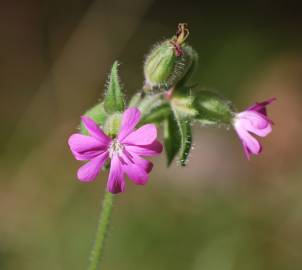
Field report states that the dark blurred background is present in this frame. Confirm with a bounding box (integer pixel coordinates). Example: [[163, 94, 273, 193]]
[[1, 0, 302, 269]]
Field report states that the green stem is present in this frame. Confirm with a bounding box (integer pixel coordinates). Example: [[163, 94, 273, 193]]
[[87, 191, 114, 270]]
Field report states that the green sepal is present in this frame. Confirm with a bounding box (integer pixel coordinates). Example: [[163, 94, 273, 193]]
[[104, 61, 125, 114], [128, 92, 143, 108], [170, 89, 198, 119], [176, 46, 198, 87], [140, 103, 171, 125], [104, 113, 122, 138], [172, 107, 193, 166], [194, 91, 234, 126], [136, 93, 164, 116], [128, 92, 170, 125], [80, 102, 107, 135], [163, 113, 181, 166]]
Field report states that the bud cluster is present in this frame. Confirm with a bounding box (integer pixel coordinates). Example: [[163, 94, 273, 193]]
[[77, 23, 274, 168]]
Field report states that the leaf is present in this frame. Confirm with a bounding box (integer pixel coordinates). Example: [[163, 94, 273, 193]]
[[172, 108, 192, 166], [104, 61, 125, 114], [164, 113, 181, 166], [80, 102, 107, 135]]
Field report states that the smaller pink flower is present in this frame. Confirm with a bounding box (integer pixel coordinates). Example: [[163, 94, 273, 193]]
[[233, 98, 276, 159], [68, 108, 163, 194]]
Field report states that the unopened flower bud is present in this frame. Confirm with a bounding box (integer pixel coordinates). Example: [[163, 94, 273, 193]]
[[143, 23, 197, 92]]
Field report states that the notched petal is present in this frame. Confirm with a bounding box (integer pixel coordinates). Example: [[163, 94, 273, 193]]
[[118, 108, 141, 141], [107, 155, 125, 194], [125, 140, 163, 157], [122, 124, 157, 145], [77, 152, 109, 182], [81, 116, 111, 144]]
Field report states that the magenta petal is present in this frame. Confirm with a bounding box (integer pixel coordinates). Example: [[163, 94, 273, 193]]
[[242, 142, 252, 160], [68, 134, 107, 160], [245, 121, 272, 137], [123, 162, 149, 185], [239, 111, 272, 137], [132, 155, 153, 173], [107, 155, 125, 194], [71, 149, 105, 161], [125, 140, 163, 157], [77, 151, 109, 182], [118, 108, 141, 141], [235, 123, 262, 157], [247, 97, 276, 116], [120, 152, 150, 185], [234, 98, 274, 159], [114, 150, 153, 185], [122, 151, 153, 173], [122, 124, 157, 145], [81, 116, 111, 145]]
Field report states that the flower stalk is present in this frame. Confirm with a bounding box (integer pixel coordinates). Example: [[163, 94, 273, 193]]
[[87, 191, 114, 270]]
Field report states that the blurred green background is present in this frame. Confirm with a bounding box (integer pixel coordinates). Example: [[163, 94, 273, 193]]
[[1, 0, 302, 269]]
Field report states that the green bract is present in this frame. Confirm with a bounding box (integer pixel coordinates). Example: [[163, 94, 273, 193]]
[[80, 61, 125, 136], [104, 61, 125, 114], [164, 114, 181, 166], [104, 113, 122, 138]]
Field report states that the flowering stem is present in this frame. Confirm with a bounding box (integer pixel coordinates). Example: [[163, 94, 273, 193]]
[[87, 191, 114, 270]]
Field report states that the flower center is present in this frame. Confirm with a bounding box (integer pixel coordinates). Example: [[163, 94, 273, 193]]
[[108, 139, 124, 158]]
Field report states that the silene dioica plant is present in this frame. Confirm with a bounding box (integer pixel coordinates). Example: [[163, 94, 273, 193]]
[[68, 24, 275, 269]]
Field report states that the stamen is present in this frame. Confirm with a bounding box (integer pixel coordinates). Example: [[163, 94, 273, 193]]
[[109, 139, 124, 158]]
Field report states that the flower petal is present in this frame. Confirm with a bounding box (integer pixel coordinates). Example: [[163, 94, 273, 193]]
[[81, 116, 111, 145], [131, 154, 153, 173], [125, 140, 163, 157], [235, 122, 262, 158], [242, 142, 252, 160], [123, 162, 149, 185], [122, 150, 153, 173], [122, 124, 157, 145], [239, 111, 272, 137], [119, 152, 151, 185], [68, 134, 107, 160], [77, 151, 109, 182], [107, 155, 125, 194], [247, 97, 276, 116], [118, 108, 141, 141]]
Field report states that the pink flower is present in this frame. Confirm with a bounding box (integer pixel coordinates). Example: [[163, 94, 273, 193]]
[[68, 108, 163, 194], [233, 98, 276, 159]]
